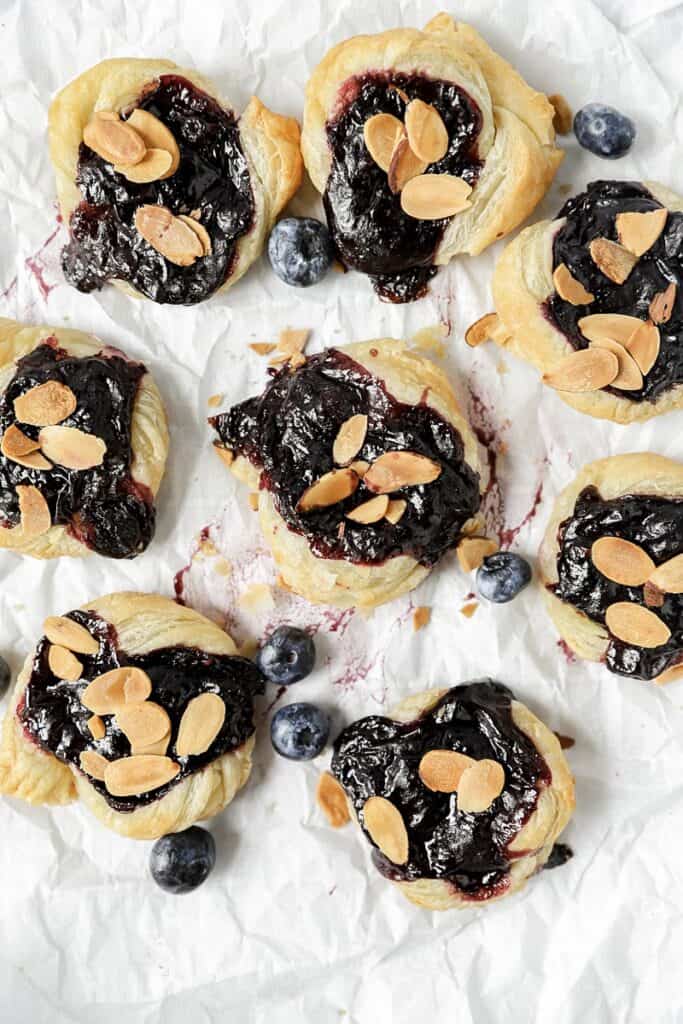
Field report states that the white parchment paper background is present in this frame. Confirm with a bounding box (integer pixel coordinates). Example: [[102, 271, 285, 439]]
[[0, 0, 682, 1020]]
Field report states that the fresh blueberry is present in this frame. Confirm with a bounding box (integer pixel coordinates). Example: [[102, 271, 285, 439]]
[[270, 702, 329, 760], [476, 552, 532, 604], [256, 626, 315, 686], [0, 656, 10, 697], [149, 826, 216, 894], [573, 103, 636, 159], [268, 217, 334, 287]]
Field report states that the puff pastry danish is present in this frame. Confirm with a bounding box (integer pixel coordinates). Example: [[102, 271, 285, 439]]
[[0, 317, 167, 559], [0, 593, 265, 839], [210, 338, 484, 609], [49, 58, 302, 304], [540, 453, 683, 683], [301, 12, 562, 302], [330, 680, 575, 909]]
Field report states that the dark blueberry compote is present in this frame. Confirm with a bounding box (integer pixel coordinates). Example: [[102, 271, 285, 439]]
[[332, 681, 551, 900], [551, 486, 683, 679], [324, 72, 483, 302], [211, 348, 480, 567], [18, 610, 265, 812], [547, 180, 683, 401], [0, 341, 155, 558], [62, 75, 255, 304]]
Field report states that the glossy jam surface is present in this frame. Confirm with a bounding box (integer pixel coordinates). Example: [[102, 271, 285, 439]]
[[19, 610, 265, 812], [324, 72, 483, 302], [552, 486, 683, 678], [62, 75, 255, 304], [211, 348, 480, 567], [332, 682, 550, 899], [0, 341, 154, 558], [548, 180, 683, 402]]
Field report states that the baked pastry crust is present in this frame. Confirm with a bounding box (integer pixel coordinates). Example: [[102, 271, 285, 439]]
[[0, 592, 257, 839], [0, 317, 168, 558], [49, 57, 302, 300], [492, 181, 683, 423]]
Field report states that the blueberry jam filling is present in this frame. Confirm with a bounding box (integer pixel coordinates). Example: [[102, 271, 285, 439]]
[[18, 610, 265, 812], [547, 180, 683, 402], [0, 341, 154, 558], [332, 681, 550, 899], [551, 486, 683, 679], [62, 74, 255, 304], [211, 348, 480, 567], [323, 72, 483, 303]]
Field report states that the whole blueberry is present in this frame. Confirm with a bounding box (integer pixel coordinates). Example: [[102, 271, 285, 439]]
[[573, 103, 636, 159], [0, 656, 10, 697], [149, 826, 216, 894], [271, 702, 329, 760], [268, 217, 334, 287], [476, 552, 532, 604], [256, 626, 315, 686]]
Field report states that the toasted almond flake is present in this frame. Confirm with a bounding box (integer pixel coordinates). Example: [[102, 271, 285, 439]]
[[404, 99, 449, 163], [1, 427, 51, 470], [43, 616, 99, 655], [80, 750, 109, 780], [104, 754, 180, 797], [115, 702, 171, 749], [349, 460, 370, 478], [589, 237, 638, 284], [548, 93, 573, 135], [649, 282, 677, 325], [207, 393, 223, 408], [131, 730, 171, 755], [39, 425, 106, 470], [465, 312, 499, 348], [178, 214, 212, 255], [364, 452, 442, 493], [385, 498, 407, 524], [248, 492, 259, 510], [47, 644, 83, 681], [578, 313, 644, 346], [589, 337, 643, 390], [249, 342, 277, 355], [457, 759, 505, 813], [124, 669, 153, 703], [648, 553, 683, 594], [553, 263, 595, 305], [278, 328, 309, 355], [88, 715, 106, 741], [346, 494, 389, 524], [363, 112, 404, 172], [655, 664, 683, 685], [623, 320, 660, 375], [297, 467, 359, 511], [643, 580, 665, 608], [115, 147, 173, 183], [134, 205, 203, 266], [605, 602, 671, 648], [616, 208, 667, 257], [460, 601, 478, 618], [418, 749, 475, 792], [17, 484, 51, 537], [81, 666, 151, 714], [387, 133, 428, 194], [214, 443, 234, 468], [591, 536, 655, 586], [456, 536, 499, 572], [83, 113, 146, 166], [333, 414, 368, 466], [401, 173, 472, 220], [126, 108, 180, 177], [542, 347, 619, 392], [14, 381, 78, 427], [176, 692, 226, 757], [413, 605, 431, 631], [316, 772, 350, 828], [238, 583, 274, 611], [288, 352, 307, 369], [362, 796, 409, 865]]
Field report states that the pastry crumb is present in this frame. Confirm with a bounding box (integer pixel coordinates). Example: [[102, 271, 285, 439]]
[[248, 492, 259, 510], [207, 393, 223, 407], [548, 93, 573, 135], [413, 606, 431, 631], [238, 583, 274, 611], [460, 601, 478, 618]]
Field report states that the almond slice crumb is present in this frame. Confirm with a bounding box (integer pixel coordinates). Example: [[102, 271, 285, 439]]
[[87, 715, 106, 741], [316, 772, 350, 828], [17, 485, 51, 537], [552, 263, 595, 305], [278, 328, 309, 356], [249, 342, 277, 355], [103, 755, 180, 797], [418, 749, 475, 792], [648, 553, 683, 594], [1, 428, 52, 470], [333, 414, 368, 466], [47, 644, 83, 681], [176, 692, 226, 757], [643, 580, 665, 608], [548, 93, 573, 135], [39, 425, 106, 470], [363, 112, 404, 172], [400, 173, 472, 220], [404, 99, 449, 163], [542, 348, 619, 392], [649, 282, 677, 325], [214, 443, 234, 468], [178, 214, 212, 255], [115, 147, 173, 183], [622, 320, 660, 375], [465, 312, 500, 348], [605, 602, 671, 648], [43, 616, 99, 655], [589, 237, 638, 284], [134, 205, 203, 266], [460, 601, 478, 618], [81, 666, 151, 713], [616, 208, 667, 257], [349, 460, 370, 478], [578, 313, 644, 346], [387, 133, 428, 194], [456, 759, 505, 813], [115, 702, 172, 749], [80, 750, 109, 780], [413, 605, 431, 631], [364, 452, 441, 493], [83, 112, 146, 166], [126, 108, 180, 177], [456, 536, 499, 572], [362, 796, 409, 865], [591, 536, 655, 586], [346, 494, 389, 524], [589, 337, 643, 390], [207, 393, 223, 408], [297, 468, 359, 511], [385, 498, 407, 524], [14, 381, 77, 426]]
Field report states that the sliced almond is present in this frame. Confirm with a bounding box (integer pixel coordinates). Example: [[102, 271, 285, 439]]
[[605, 602, 671, 648], [79, 750, 109, 781], [456, 536, 499, 572], [346, 494, 389, 524], [131, 730, 171, 756], [363, 113, 404, 172], [362, 796, 409, 865], [277, 328, 309, 356], [655, 663, 683, 685], [178, 215, 212, 256], [589, 237, 638, 284], [297, 468, 359, 512], [43, 616, 99, 655], [643, 580, 665, 608], [39, 425, 106, 470], [418, 749, 475, 792], [316, 772, 350, 828], [333, 414, 368, 466], [648, 553, 683, 594], [649, 282, 677, 325], [214, 444, 234, 468], [404, 99, 449, 164], [387, 133, 428, 194], [17, 485, 51, 537], [465, 312, 500, 348], [456, 759, 505, 813], [14, 381, 77, 427], [249, 342, 277, 356], [126, 108, 180, 177], [616, 208, 667, 257], [548, 93, 573, 135], [364, 452, 441, 493], [115, 147, 173, 183], [413, 606, 431, 631], [578, 313, 644, 346], [349, 460, 370, 478], [81, 666, 151, 714], [623, 320, 660, 375], [385, 498, 407, 524], [591, 536, 655, 586], [87, 715, 106, 741], [542, 347, 619, 392], [115, 702, 171, 749], [400, 173, 472, 220], [83, 112, 146, 166], [47, 644, 83, 681], [553, 263, 595, 305], [176, 692, 226, 757], [1, 427, 51, 470], [123, 668, 154, 703], [589, 337, 643, 391], [103, 755, 180, 797], [134, 205, 203, 267]]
